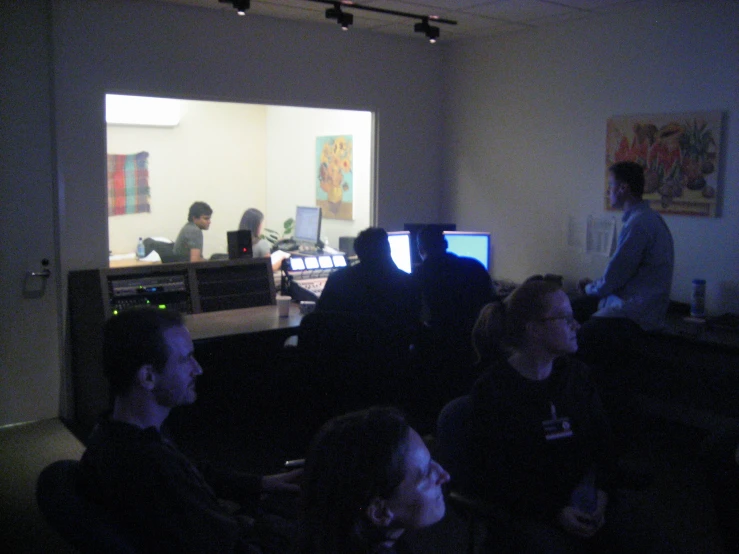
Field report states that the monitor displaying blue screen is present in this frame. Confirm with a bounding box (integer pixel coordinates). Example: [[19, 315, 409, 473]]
[[443, 231, 490, 270], [294, 206, 322, 244], [387, 231, 412, 274]]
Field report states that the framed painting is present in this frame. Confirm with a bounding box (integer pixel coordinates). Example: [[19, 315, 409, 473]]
[[316, 135, 353, 220], [605, 111, 723, 217]]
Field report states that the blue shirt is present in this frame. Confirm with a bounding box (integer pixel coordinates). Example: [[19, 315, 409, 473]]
[[585, 201, 674, 331]]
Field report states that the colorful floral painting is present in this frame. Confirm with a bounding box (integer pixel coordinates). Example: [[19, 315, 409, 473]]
[[316, 135, 353, 220], [605, 111, 723, 217]]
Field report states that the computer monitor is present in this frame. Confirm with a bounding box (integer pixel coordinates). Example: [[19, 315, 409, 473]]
[[443, 231, 491, 270], [387, 231, 412, 274], [294, 206, 322, 245], [403, 223, 456, 266]]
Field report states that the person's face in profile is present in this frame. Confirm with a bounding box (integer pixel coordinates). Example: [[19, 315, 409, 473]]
[[383, 428, 450, 530], [535, 290, 580, 356], [152, 325, 203, 408], [193, 214, 212, 230]]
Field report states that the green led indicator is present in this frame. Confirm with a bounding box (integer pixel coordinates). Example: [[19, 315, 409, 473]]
[[158, 304, 167, 309], [113, 309, 119, 316]]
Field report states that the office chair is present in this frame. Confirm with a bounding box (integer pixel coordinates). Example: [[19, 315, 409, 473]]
[[436, 395, 514, 554], [36, 459, 140, 554], [142, 237, 185, 263]]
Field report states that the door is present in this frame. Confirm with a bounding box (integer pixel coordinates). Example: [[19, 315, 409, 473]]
[[0, 1, 62, 426]]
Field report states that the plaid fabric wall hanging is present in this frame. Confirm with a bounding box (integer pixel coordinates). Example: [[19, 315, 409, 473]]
[[107, 151, 150, 216]]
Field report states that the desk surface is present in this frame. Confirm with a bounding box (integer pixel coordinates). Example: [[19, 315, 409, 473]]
[[184, 304, 303, 341]]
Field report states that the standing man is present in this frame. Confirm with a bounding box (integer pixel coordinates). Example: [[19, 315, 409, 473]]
[[577, 161, 674, 357], [173, 201, 212, 262], [79, 308, 301, 553]]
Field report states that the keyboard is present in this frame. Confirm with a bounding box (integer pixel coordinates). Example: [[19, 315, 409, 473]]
[[290, 277, 328, 302]]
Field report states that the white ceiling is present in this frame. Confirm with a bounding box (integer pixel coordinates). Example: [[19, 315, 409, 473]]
[[154, 0, 688, 42]]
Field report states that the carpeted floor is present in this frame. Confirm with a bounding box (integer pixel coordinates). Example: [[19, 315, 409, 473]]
[[0, 419, 85, 554]]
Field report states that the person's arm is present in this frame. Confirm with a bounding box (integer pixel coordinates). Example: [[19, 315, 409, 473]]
[[189, 248, 204, 262], [584, 220, 650, 298]]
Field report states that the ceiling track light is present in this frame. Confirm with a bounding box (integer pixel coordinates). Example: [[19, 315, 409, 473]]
[[219, 0, 250, 16], [325, 2, 353, 30], [414, 17, 440, 43], [219, 0, 455, 42]]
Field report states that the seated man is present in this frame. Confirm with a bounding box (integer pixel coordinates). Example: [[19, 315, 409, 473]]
[[79, 308, 301, 553], [173, 201, 212, 262], [316, 227, 420, 340], [415, 226, 495, 352], [577, 161, 674, 366]]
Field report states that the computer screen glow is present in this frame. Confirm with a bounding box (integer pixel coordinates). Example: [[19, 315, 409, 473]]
[[332, 255, 347, 267], [318, 256, 333, 269], [294, 206, 322, 244], [387, 232, 412, 274], [443, 232, 491, 270]]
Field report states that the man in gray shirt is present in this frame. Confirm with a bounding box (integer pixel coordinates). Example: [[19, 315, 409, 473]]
[[173, 202, 212, 262]]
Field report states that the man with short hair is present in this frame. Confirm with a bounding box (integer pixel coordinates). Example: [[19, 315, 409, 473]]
[[577, 161, 675, 348], [415, 226, 494, 342], [79, 308, 300, 553], [316, 226, 420, 337], [173, 201, 212, 262]]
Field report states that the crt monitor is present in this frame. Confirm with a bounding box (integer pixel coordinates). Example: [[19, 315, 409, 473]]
[[387, 231, 412, 274], [294, 206, 322, 245], [403, 223, 456, 265], [443, 231, 491, 270]]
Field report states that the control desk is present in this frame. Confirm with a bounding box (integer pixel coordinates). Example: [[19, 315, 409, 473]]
[[281, 252, 351, 302]]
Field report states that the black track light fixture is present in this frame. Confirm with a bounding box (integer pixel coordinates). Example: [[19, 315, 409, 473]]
[[325, 2, 353, 30], [219, 0, 250, 16], [219, 0, 456, 42], [414, 17, 440, 43]]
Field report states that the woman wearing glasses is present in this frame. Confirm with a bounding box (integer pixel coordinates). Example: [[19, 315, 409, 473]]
[[468, 278, 668, 553]]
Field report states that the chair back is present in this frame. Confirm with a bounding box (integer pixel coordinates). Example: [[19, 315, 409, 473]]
[[436, 395, 475, 493], [143, 238, 185, 263], [36, 459, 140, 554]]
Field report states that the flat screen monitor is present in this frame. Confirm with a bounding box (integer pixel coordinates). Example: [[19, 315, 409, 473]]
[[403, 223, 456, 265], [332, 255, 347, 267], [443, 231, 491, 270], [294, 206, 322, 244], [318, 255, 333, 269], [387, 231, 412, 274]]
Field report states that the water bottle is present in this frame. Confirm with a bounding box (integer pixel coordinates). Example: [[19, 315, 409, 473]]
[[136, 237, 146, 259], [690, 279, 706, 318]]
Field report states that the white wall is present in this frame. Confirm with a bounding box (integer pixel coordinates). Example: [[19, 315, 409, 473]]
[[54, 0, 445, 275], [107, 100, 267, 256], [265, 106, 372, 247], [444, 0, 739, 314]]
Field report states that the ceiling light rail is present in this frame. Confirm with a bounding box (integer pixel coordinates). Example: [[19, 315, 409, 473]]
[[218, 0, 456, 42]]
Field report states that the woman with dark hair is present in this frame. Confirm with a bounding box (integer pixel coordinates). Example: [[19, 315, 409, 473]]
[[297, 407, 450, 554], [239, 208, 283, 270], [469, 279, 670, 553]]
